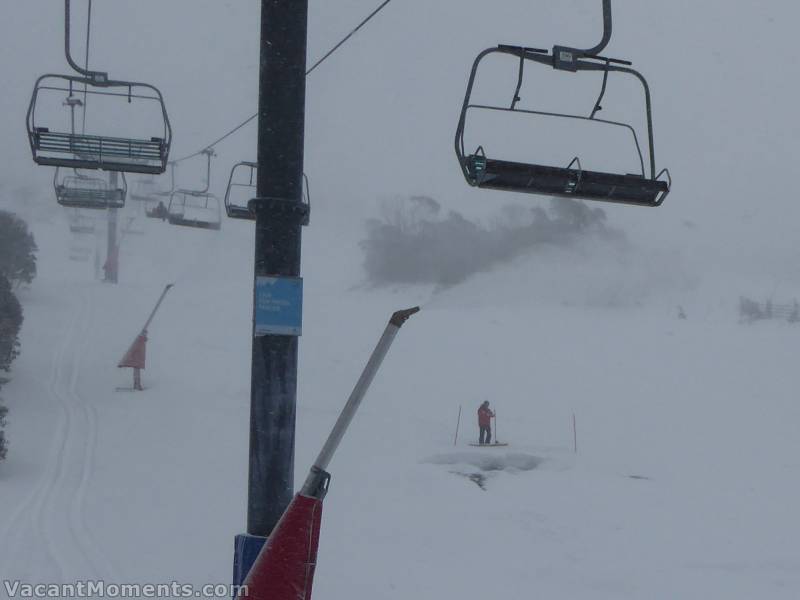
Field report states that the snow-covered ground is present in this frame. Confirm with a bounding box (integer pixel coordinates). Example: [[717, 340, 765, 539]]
[[3, 1, 800, 597], [2, 194, 800, 600]]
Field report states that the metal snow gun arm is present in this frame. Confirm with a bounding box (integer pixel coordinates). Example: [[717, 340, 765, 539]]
[[240, 306, 420, 600], [301, 306, 420, 498]]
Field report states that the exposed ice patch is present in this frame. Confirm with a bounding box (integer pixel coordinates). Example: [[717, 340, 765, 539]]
[[425, 452, 543, 491], [425, 452, 543, 473], [451, 471, 488, 491]]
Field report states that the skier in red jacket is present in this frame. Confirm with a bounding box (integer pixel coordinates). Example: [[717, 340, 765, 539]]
[[477, 401, 495, 445]]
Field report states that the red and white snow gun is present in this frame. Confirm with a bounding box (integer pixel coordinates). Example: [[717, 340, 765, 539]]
[[239, 306, 420, 600]]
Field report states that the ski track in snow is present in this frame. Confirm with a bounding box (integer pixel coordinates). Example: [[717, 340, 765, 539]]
[[0, 304, 76, 582], [0, 288, 118, 589]]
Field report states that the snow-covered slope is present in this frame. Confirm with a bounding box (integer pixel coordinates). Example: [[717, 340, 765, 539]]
[[2, 194, 800, 599], [3, 0, 800, 597]]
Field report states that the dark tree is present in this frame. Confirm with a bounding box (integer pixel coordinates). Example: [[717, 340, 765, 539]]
[[0, 404, 7, 461], [0, 211, 37, 286], [0, 275, 22, 372]]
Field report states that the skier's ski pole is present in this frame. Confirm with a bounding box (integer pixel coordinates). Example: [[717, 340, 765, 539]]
[[572, 413, 577, 454], [493, 413, 498, 445], [454, 405, 462, 446]]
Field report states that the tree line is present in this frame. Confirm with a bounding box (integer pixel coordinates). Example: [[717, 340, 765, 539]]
[[0, 210, 38, 461]]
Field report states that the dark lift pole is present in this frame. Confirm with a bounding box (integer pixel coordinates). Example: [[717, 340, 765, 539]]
[[234, 0, 310, 582], [239, 0, 310, 575], [105, 172, 118, 284]]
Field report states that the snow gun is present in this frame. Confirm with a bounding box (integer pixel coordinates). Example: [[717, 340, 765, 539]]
[[239, 306, 420, 600]]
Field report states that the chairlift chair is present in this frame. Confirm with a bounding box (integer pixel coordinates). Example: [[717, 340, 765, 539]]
[[28, 75, 171, 174], [224, 161, 311, 225], [167, 190, 222, 231], [26, 1, 172, 175], [68, 209, 96, 234], [54, 167, 126, 210], [454, 0, 671, 207], [166, 149, 221, 231]]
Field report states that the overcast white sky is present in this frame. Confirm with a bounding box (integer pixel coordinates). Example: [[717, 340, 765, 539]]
[[2, 1, 800, 282]]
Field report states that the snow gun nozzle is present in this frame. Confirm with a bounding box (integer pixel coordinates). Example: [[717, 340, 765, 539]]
[[390, 306, 420, 327], [300, 465, 332, 500]]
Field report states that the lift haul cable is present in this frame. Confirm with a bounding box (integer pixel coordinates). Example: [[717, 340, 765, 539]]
[[173, 0, 395, 164]]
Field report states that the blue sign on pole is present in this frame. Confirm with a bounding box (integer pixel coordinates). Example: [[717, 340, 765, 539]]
[[254, 276, 303, 336]]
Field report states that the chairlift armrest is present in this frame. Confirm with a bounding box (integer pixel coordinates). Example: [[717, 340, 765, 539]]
[[584, 54, 633, 66], [498, 44, 549, 55]]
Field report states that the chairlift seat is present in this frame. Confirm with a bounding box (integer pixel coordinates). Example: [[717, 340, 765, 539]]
[[465, 154, 669, 207], [226, 205, 255, 221], [69, 221, 95, 234], [167, 214, 221, 231], [168, 190, 221, 231], [33, 129, 166, 174], [56, 185, 124, 210], [68, 213, 95, 234]]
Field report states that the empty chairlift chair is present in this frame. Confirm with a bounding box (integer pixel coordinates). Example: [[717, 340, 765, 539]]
[[28, 76, 171, 175], [54, 168, 126, 210], [166, 149, 221, 231], [454, 0, 671, 207], [224, 161, 310, 225], [26, 1, 172, 175], [68, 209, 96, 234]]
